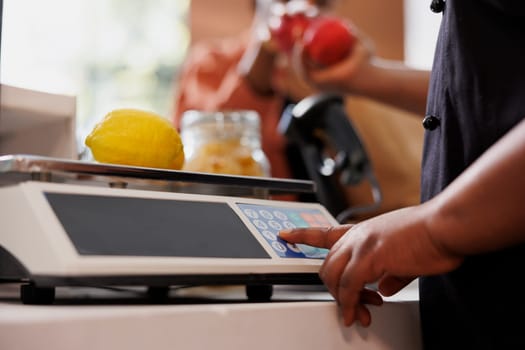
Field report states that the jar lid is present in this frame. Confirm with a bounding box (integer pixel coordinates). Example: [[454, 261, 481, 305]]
[[180, 110, 261, 130]]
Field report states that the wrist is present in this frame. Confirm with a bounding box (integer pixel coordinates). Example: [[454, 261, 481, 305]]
[[418, 200, 466, 272], [422, 196, 466, 259], [342, 58, 384, 97], [346, 58, 430, 114], [238, 39, 277, 96]]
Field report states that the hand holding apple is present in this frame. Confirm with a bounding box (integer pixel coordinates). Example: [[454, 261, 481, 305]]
[[268, 1, 356, 67], [302, 16, 356, 67]]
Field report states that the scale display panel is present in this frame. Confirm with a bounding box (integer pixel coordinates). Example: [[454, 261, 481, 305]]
[[45, 193, 271, 259], [44, 192, 331, 260]]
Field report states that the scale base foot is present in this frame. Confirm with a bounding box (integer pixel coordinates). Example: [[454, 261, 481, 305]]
[[147, 286, 170, 302], [20, 284, 55, 305], [246, 284, 273, 302]]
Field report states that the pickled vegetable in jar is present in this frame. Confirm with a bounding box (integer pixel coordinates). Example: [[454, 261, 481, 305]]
[[180, 110, 270, 177]]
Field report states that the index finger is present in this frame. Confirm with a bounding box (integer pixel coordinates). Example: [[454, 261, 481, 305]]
[[279, 224, 353, 249]]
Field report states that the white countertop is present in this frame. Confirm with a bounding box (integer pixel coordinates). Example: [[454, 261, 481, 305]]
[[0, 282, 421, 350]]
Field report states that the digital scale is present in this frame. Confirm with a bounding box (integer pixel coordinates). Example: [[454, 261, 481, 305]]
[[0, 155, 337, 304]]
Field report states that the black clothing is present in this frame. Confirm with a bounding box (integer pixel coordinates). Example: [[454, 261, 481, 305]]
[[420, 0, 525, 348]]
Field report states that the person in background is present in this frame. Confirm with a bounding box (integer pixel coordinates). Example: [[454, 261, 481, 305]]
[[172, 0, 424, 217], [173, 0, 325, 181], [280, 0, 525, 349]]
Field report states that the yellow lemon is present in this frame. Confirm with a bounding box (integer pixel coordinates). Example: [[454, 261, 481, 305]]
[[85, 109, 185, 170]]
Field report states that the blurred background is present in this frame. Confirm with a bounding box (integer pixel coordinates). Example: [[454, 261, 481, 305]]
[[0, 0, 439, 156]]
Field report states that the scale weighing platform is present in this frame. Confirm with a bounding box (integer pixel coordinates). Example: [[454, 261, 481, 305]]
[[0, 155, 337, 304]]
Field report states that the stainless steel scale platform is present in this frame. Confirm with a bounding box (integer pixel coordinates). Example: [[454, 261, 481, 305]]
[[0, 155, 336, 304]]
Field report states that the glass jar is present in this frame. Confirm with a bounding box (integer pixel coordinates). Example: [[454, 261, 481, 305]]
[[180, 110, 271, 177]]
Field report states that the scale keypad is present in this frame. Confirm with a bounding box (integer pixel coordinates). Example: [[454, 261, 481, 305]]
[[237, 203, 331, 259]]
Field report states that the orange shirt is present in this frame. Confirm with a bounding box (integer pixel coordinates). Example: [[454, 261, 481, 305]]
[[173, 33, 291, 180]]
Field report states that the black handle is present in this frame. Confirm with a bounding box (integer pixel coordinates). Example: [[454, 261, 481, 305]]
[[278, 93, 382, 222]]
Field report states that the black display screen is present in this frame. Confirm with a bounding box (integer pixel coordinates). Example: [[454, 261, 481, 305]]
[[44, 193, 270, 259]]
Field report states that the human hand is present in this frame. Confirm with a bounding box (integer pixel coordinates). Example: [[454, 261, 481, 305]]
[[241, 0, 338, 98], [271, 53, 318, 101], [279, 205, 464, 327], [292, 24, 376, 96], [237, 19, 280, 96]]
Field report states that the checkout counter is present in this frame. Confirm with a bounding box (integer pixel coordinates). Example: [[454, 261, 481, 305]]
[[0, 283, 420, 350]]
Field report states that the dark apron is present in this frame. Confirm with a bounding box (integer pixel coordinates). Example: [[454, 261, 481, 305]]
[[420, 0, 525, 348]]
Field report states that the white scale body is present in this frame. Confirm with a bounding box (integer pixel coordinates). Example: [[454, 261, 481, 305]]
[[0, 155, 338, 302]]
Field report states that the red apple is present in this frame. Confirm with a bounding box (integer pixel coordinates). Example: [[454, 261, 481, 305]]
[[302, 16, 356, 67]]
